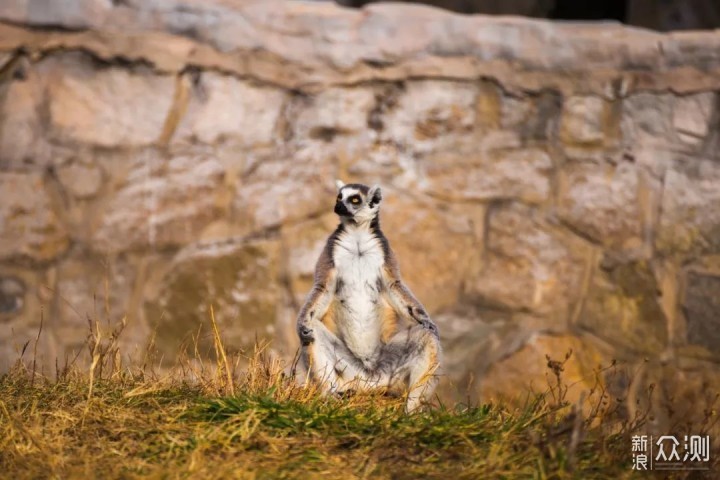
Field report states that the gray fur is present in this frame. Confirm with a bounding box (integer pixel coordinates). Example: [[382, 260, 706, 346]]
[[296, 181, 442, 412]]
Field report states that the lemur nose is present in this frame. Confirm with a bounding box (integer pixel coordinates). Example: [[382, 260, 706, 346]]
[[334, 201, 350, 216]]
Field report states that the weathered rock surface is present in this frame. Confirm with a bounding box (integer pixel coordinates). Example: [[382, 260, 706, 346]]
[[630, 359, 720, 436], [380, 190, 479, 313], [560, 96, 608, 146], [0, 173, 69, 262], [480, 334, 608, 407], [421, 138, 553, 203], [92, 150, 225, 253], [176, 72, 287, 146], [656, 157, 720, 256], [232, 152, 337, 235], [44, 53, 175, 148], [295, 87, 376, 139], [673, 92, 715, 146], [0, 57, 50, 170], [473, 203, 592, 327], [578, 261, 667, 354], [56, 160, 104, 199], [683, 272, 720, 356], [383, 80, 478, 153], [621, 93, 676, 147], [144, 239, 281, 361], [52, 254, 139, 359], [0, 266, 53, 372], [556, 161, 645, 248]]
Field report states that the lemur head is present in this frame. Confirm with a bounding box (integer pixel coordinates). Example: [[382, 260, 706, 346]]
[[333, 180, 382, 224]]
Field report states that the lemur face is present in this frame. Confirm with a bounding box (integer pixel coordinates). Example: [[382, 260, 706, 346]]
[[334, 180, 382, 222]]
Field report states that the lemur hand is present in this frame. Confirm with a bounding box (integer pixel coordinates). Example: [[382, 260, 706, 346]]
[[407, 305, 439, 336], [298, 324, 315, 345], [419, 318, 439, 336]]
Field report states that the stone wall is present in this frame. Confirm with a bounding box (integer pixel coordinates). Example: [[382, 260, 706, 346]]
[[1, 0, 720, 428]]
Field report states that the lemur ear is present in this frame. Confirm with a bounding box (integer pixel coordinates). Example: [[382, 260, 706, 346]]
[[368, 185, 382, 207], [335, 179, 346, 191]]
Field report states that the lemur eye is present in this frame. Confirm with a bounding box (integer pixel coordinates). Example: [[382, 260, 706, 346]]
[[351, 197, 361, 205]]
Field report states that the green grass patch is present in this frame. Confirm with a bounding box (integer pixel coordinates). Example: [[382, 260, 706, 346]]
[[0, 363, 668, 480]]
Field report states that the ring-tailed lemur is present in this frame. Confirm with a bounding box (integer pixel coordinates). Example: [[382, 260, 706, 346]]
[[296, 180, 441, 412]]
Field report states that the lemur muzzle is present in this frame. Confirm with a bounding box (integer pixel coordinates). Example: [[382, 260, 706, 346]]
[[334, 201, 351, 216]]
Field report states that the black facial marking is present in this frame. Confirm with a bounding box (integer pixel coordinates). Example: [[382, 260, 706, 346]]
[[407, 306, 414, 318], [335, 278, 345, 294], [376, 277, 384, 293], [335, 201, 351, 217], [309, 310, 315, 319]]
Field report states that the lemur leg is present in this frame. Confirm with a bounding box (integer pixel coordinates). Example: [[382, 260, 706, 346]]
[[297, 271, 342, 392], [300, 320, 366, 394], [376, 324, 442, 412]]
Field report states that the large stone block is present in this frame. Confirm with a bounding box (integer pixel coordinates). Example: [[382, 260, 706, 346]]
[[51, 255, 141, 361], [383, 80, 477, 153], [92, 150, 225, 253], [380, 190, 480, 313], [421, 140, 552, 203], [560, 95, 608, 145], [500, 91, 561, 142], [656, 158, 720, 256], [673, 92, 715, 146], [0, 173, 69, 262], [435, 306, 532, 404], [56, 159, 104, 199], [144, 239, 281, 361], [629, 360, 720, 437], [232, 148, 336, 234], [473, 203, 592, 326], [621, 93, 676, 147], [556, 161, 645, 249], [0, 266, 55, 373], [0, 57, 52, 170], [480, 334, 609, 407], [176, 72, 286, 145], [294, 87, 376, 139], [683, 272, 720, 356], [45, 53, 174, 148], [0, 0, 110, 29], [0, 276, 25, 322], [578, 261, 667, 354]]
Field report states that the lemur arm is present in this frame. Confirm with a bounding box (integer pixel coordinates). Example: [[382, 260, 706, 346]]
[[382, 249, 439, 337], [296, 247, 337, 345]]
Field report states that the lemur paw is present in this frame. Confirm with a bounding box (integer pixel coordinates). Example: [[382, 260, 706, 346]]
[[419, 318, 439, 336], [298, 325, 315, 345]]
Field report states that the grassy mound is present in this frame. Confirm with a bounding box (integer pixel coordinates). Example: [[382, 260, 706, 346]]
[[0, 317, 711, 478], [0, 348, 646, 480]]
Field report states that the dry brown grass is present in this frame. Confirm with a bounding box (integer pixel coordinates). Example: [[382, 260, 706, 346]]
[[0, 315, 716, 479]]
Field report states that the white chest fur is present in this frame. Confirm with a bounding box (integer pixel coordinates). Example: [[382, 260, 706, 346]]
[[332, 227, 385, 363]]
